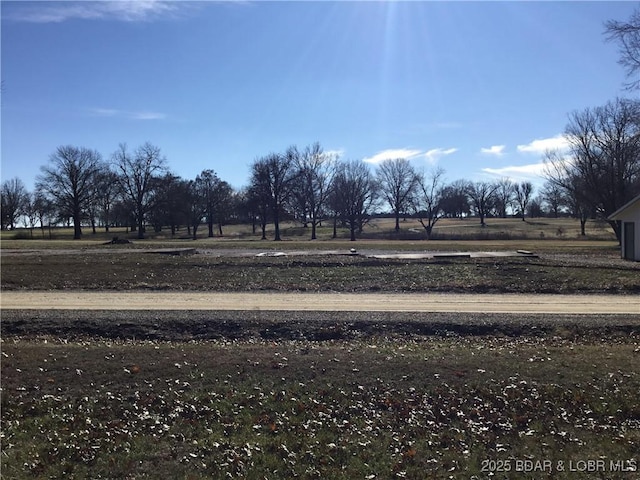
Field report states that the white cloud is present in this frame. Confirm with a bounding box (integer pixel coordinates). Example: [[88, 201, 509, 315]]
[[517, 135, 570, 154], [481, 162, 547, 182], [362, 148, 423, 165], [89, 108, 167, 121], [480, 145, 505, 156], [131, 111, 167, 120], [90, 108, 119, 117], [324, 149, 345, 160], [423, 147, 457, 164], [363, 147, 457, 165], [7, 1, 183, 23]]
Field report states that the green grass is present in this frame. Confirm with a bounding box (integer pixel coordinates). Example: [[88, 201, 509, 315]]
[[2, 335, 639, 479]]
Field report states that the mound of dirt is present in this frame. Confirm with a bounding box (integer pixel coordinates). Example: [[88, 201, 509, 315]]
[[103, 237, 131, 245]]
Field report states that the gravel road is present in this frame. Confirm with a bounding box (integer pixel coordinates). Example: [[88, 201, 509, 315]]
[[2, 291, 639, 314]]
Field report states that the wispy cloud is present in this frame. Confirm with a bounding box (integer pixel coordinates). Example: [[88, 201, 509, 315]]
[[363, 148, 423, 165], [6, 1, 186, 23], [363, 147, 457, 165], [480, 145, 505, 156], [425, 121, 463, 130], [324, 149, 345, 160], [517, 135, 569, 154], [482, 162, 546, 182], [89, 108, 167, 121], [423, 147, 457, 164]]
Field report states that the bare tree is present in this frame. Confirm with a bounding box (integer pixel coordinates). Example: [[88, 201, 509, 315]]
[[513, 181, 534, 221], [333, 160, 378, 241], [33, 190, 54, 239], [21, 192, 38, 238], [187, 177, 208, 240], [413, 167, 446, 239], [493, 178, 515, 218], [196, 169, 222, 238], [376, 158, 419, 232], [440, 180, 471, 218], [466, 181, 498, 227], [605, 8, 640, 90], [540, 180, 566, 218], [86, 165, 115, 234], [527, 195, 545, 218], [247, 167, 272, 240], [94, 168, 119, 233], [113, 142, 167, 239], [292, 142, 337, 240], [566, 175, 592, 236], [544, 150, 591, 234], [249, 149, 298, 241], [1, 177, 28, 230], [544, 98, 640, 241], [154, 174, 190, 236], [36, 145, 102, 239]]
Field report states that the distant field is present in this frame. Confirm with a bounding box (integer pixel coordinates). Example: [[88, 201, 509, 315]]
[[1, 216, 617, 244]]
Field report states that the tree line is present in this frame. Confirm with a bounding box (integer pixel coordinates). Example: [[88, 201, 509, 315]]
[[3, 11, 640, 241], [1, 133, 633, 242]]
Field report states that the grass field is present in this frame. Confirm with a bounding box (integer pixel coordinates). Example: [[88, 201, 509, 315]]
[[1, 218, 639, 479], [1, 216, 618, 244], [2, 331, 639, 479]]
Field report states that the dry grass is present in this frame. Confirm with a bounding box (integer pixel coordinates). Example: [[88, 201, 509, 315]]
[[1, 216, 617, 244], [2, 333, 639, 479], [2, 248, 638, 294]]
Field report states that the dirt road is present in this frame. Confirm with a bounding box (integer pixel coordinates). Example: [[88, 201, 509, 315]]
[[2, 291, 639, 314]]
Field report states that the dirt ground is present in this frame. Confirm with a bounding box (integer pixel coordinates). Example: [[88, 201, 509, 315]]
[[2, 308, 639, 342]]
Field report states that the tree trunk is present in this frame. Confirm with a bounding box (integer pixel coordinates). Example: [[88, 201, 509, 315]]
[[311, 212, 317, 240], [395, 212, 400, 232], [137, 213, 145, 239], [609, 220, 621, 244], [73, 210, 82, 240], [425, 225, 433, 240], [273, 208, 281, 241]]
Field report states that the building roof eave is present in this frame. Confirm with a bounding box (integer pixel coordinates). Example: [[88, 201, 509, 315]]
[[608, 194, 640, 221]]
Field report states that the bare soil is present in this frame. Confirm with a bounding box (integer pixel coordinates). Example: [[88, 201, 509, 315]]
[[2, 309, 639, 342]]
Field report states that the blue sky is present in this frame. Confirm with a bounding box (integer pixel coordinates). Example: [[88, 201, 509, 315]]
[[1, 1, 635, 192]]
